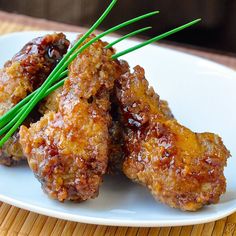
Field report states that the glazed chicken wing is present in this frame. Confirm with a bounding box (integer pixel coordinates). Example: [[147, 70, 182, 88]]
[[19, 37, 122, 201], [0, 33, 70, 166], [114, 64, 230, 211]]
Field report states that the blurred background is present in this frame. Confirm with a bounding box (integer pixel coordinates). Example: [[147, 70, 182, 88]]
[[0, 0, 235, 54]]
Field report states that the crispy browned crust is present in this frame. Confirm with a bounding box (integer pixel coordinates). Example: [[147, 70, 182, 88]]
[[108, 117, 125, 174], [107, 99, 174, 174], [0, 33, 70, 166], [38, 87, 62, 115], [115, 65, 230, 211], [20, 37, 122, 202]]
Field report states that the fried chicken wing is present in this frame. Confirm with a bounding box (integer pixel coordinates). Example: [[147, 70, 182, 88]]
[[19, 37, 122, 202], [114, 64, 230, 211], [0, 33, 70, 166]]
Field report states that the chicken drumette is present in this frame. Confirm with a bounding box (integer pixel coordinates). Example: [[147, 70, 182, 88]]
[[0, 33, 70, 166], [19, 37, 122, 202], [114, 63, 230, 211]]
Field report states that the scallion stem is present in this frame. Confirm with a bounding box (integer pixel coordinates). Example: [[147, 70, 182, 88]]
[[0, 8, 201, 148], [106, 26, 152, 49], [112, 19, 201, 59], [0, 0, 119, 147]]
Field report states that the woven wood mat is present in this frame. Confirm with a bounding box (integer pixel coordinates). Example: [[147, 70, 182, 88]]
[[0, 14, 236, 236]]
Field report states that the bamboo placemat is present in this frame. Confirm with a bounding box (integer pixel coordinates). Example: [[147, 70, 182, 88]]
[[0, 11, 236, 236]]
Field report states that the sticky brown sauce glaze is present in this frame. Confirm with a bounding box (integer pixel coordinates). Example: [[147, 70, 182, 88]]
[[13, 33, 70, 90]]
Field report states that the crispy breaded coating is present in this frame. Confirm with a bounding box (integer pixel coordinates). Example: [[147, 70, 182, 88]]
[[20, 37, 122, 202], [0, 33, 70, 166], [108, 118, 125, 173], [38, 87, 62, 114], [108, 98, 174, 174], [114, 65, 230, 211]]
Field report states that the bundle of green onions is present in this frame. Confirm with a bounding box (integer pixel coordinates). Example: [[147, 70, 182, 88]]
[[0, 0, 201, 147]]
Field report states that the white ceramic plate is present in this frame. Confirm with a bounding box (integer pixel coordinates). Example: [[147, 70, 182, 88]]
[[0, 31, 235, 227]]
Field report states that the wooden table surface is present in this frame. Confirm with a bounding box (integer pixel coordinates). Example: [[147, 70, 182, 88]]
[[0, 10, 235, 236]]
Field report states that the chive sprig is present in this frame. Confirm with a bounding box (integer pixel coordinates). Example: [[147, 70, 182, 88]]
[[0, 0, 201, 147]]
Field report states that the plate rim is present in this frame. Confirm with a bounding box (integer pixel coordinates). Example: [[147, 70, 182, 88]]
[[1, 193, 236, 227]]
